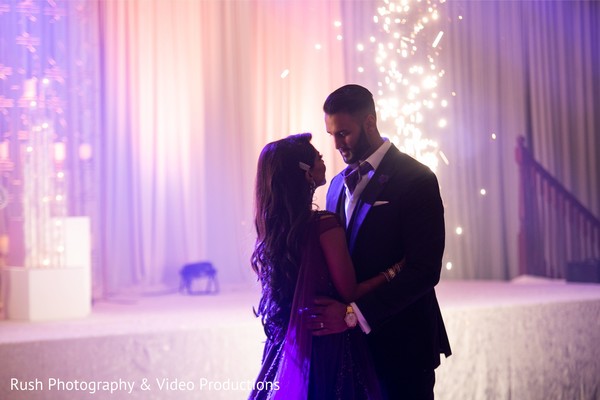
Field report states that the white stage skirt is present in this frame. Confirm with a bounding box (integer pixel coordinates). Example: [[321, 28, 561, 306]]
[[1, 278, 599, 400]]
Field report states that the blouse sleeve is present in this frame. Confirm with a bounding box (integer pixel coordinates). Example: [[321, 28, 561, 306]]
[[316, 211, 343, 235]]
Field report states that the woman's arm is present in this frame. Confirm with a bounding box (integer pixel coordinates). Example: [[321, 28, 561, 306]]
[[319, 224, 389, 303]]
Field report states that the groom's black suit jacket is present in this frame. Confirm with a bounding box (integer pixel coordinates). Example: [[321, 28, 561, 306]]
[[326, 144, 451, 372]]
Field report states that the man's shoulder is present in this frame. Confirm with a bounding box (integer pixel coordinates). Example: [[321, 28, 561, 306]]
[[387, 149, 436, 178]]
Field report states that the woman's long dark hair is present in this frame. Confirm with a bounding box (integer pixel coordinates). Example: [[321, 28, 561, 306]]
[[252, 133, 318, 341]]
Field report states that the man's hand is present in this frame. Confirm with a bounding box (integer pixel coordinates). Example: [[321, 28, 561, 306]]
[[305, 296, 348, 336]]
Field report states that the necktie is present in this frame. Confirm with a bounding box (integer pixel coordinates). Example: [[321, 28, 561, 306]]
[[344, 161, 373, 195]]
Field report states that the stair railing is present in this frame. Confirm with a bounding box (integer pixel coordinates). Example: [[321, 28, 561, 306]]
[[515, 136, 600, 278]]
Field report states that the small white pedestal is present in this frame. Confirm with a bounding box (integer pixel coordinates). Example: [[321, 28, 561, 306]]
[[1, 217, 91, 321], [2, 266, 91, 320]]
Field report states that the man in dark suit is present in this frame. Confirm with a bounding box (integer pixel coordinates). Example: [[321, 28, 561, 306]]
[[311, 84, 451, 399]]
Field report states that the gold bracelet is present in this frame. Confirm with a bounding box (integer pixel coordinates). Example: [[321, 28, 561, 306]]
[[387, 266, 397, 280], [381, 270, 392, 282]]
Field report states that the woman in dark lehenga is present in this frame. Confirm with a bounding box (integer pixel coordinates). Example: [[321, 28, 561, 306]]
[[249, 134, 402, 400]]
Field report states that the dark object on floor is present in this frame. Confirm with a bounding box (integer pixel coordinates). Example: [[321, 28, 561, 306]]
[[179, 261, 219, 295], [565, 259, 600, 283]]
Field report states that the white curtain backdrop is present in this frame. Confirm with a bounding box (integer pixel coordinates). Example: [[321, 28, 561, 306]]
[[94, 0, 346, 295], [438, 1, 600, 279], [1, 0, 598, 296], [339, 0, 599, 280]]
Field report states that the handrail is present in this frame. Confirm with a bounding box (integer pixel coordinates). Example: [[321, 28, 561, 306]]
[[515, 136, 600, 278]]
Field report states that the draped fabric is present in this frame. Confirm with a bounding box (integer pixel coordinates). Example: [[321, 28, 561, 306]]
[[521, 1, 600, 213], [340, 1, 599, 279], [249, 212, 381, 400], [0, 1, 598, 293], [94, 0, 345, 295], [438, 1, 600, 279]]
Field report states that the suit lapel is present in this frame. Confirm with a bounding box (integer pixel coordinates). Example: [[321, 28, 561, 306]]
[[326, 175, 345, 216], [347, 147, 398, 252]]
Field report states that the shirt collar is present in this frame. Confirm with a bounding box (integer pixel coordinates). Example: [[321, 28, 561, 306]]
[[363, 139, 391, 171]]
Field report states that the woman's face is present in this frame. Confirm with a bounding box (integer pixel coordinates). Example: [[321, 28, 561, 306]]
[[310, 151, 327, 187]]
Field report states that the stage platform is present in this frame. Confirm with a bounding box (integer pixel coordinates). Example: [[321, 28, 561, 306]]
[[1, 278, 599, 400]]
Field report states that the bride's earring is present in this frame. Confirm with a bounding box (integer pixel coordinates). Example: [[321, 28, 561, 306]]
[[305, 171, 316, 193]]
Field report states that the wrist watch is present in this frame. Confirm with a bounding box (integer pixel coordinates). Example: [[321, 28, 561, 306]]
[[344, 305, 358, 328]]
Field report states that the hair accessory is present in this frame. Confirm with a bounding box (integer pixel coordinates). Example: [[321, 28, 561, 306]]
[[298, 162, 311, 171]]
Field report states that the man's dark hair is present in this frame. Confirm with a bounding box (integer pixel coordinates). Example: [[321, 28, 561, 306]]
[[323, 84, 376, 118]]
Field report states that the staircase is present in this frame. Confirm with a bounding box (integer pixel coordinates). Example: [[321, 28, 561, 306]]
[[515, 136, 600, 278]]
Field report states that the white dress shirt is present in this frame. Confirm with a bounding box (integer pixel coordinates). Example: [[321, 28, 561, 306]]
[[344, 139, 392, 334], [344, 139, 391, 224]]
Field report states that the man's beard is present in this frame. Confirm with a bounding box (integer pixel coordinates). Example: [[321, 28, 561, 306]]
[[342, 126, 371, 165]]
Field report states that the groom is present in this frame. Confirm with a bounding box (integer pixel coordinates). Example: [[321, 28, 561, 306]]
[[312, 84, 451, 399]]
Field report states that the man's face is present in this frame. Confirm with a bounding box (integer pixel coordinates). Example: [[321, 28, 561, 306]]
[[325, 112, 371, 165]]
